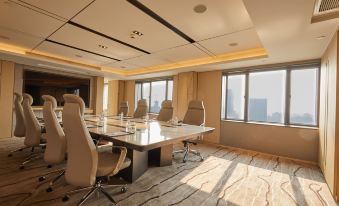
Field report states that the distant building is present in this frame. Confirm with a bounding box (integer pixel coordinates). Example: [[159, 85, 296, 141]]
[[151, 100, 161, 113], [249, 98, 267, 121]]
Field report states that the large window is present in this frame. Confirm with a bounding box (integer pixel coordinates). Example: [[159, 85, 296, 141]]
[[221, 63, 319, 127], [135, 79, 173, 113], [248, 70, 286, 123]]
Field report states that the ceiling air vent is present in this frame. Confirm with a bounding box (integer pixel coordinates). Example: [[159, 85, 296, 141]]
[[311, 0, 339, 23]]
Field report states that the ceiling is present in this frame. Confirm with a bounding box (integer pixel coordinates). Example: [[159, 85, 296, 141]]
[[0, 0, 338, 79]]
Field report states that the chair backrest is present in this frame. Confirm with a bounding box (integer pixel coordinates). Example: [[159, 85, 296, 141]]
[[22, 93, 41, 146], [157, 100, 173, 122], [183, 100, 205, 126], [42, 95, 66, 164], [134, 99, 148, 118], [118, 101, 129, 116], [62, 94, 97, 187], [13, 93, 25, 137]]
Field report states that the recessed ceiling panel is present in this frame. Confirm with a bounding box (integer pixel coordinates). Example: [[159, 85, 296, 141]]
[[154, 44, 209, 62], [198, 28, 263, 55], [0, 0, 64, 38], [48, 24, 144, 60], [140, 0, 254, 41], [104, 61, 139, 70], [72, 0, 188, 52], [123, 54, 172, 68], [0, 26, 43, 49], [36, 41, 114, 66], [19, 0, 93, 20]]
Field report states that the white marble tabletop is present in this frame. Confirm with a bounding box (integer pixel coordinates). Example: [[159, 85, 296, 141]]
[[85, 116, 214, 151]]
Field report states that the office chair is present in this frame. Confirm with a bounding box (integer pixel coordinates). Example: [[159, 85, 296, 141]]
[[19, 93, 46, 169], [133, 99, 148, 118], [173, 100, 205, 163], [61, 94, 131, 205], [118, 101, 129, 116], [37, 95, 66, 192], [157, 100, 173, 122], [8, 93, 29, 157]]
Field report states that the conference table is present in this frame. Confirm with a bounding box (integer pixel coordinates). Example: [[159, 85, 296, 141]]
[[85, 116, 215, 182]]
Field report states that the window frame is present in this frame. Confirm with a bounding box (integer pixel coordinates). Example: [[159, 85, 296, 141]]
[[221, 62, 320, 127], [135, 78, 173, 113]]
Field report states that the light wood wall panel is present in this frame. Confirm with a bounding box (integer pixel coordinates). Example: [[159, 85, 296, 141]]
[[0, 61, 15, 138], [93, 76, 104, 115], [197, 71, 222, 143], [124, 80, 135, 116], [107, 80, 119, 115], [174, 72, 197, 120], [319, 30, 339, 196]]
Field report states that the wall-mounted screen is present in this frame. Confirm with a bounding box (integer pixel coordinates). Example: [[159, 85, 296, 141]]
[[23, 70, 91, 107]]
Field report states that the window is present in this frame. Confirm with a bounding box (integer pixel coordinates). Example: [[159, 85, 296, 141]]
[[248, 71, 286, 123], [290, 68, 318, 125], [103, 83, 108, 113], [135, 78, 173, 113], [226, 74, 246, 120], [221, 63, 319, 127]]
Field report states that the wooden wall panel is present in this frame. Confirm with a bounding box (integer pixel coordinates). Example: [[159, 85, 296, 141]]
[[197, 71, 222, 143], [319, 31, 338, 195], [107, 80, 119, 115], [93, 76, 104, 115], [175, 72, 197, 120], [0, 61, 15, 138]]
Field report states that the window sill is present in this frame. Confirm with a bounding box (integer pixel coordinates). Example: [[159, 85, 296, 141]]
[[221, 119, 318, 130]]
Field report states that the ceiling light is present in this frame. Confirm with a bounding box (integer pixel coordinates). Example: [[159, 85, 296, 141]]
[[229, 42, 238, 47], [75, 54, 83, 58], [0, 35, 10, 40], [98, 44, 108, 49], [121, 66, 126, 69], [316, 35, 326, 40], [132, 30, 143, 36], [194, 4, 207, 13]]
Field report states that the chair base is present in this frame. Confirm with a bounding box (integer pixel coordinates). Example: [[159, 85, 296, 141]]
[[8, 146, 32, 157], [62, 179, 127, 206], [173, 141, 204, 163], [19, 145, 45, 169]]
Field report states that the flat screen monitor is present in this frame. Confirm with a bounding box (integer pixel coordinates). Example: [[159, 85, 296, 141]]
[[23, 70, 91, 107]]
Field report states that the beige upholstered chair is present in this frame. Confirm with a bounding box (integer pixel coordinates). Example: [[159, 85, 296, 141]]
[[39, 95, 66, 192], [61, 94, 130, 205], [157, 100, 173, 122], [118, 101, 129, 116], [173, 100, 205, 163], [8, 93, 29, 157], [19, 93, 46, 169], [133, 99, 148, 118]]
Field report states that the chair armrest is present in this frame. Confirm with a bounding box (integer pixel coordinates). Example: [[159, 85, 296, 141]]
[[111, 146, 128, 174]]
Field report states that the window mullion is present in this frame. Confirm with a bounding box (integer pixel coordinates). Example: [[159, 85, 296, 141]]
[[149, 82, 152, 113], [244, 72, 249, 122], [225, 75, 228, 119], [285, 68, 291, 125]]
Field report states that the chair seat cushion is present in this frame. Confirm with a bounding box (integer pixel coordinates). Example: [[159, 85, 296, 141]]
[[96, 151, 131, 177]]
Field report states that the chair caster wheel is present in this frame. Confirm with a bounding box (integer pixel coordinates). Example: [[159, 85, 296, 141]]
[[62, 195, 70, 202], [183, 160, 186, 163], [38, 176, 46, 182], [19, 165, 24, 170], [46, 187, 53, 192], [47, 165, 52, 168], [19, 149, 23, 151], [200, 158, 204, 162], [8, 154, 12, 157], [121, 186, 127, 193]]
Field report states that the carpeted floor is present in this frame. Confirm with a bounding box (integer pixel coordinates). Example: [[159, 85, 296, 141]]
[[0, 137, 337, 206]]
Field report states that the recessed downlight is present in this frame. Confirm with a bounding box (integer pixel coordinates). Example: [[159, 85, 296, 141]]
[[75, 54, 83, 58], [98, 44, 108, 49], [194, 4, 207, 13], [229, 42, 238, 47], [130, 30, 143, 39], [121, 66, 126, 69], [316, 35, 326, 40]]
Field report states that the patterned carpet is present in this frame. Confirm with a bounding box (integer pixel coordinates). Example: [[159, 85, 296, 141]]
[[0, 137, 337, 206]]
